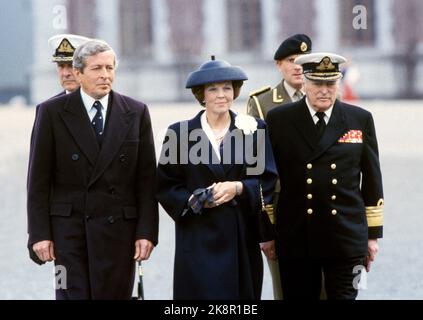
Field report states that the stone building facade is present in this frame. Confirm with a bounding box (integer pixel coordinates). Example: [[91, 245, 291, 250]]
[[30, 0, 423, 103]]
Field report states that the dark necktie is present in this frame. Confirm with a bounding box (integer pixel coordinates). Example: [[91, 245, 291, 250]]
[[315, 111, 326, 140], [91, 101, 104, 145]]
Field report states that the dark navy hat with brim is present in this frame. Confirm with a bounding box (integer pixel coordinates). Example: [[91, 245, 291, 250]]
[[274, 33, 312, 60], [186, 56, 248, 88]]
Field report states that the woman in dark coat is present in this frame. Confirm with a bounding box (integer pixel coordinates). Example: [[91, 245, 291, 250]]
[[156, 57, 278, 300]]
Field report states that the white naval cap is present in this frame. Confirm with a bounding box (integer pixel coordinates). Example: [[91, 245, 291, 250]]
[[48, 34, 91, 63], [295, 52, 347, 81]]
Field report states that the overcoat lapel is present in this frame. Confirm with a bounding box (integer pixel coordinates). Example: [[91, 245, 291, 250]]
[[307, 100, 348, 162], [292, 99, 319, 150], [221, 111, 239, 175], [187, 111, 226, 181], [59, 89, 99, 166], [89, 91, 135, 186]]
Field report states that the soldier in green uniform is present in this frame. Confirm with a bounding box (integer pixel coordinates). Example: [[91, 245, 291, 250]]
[[247, 34, 312, 300], [247, 34, 312, 120]]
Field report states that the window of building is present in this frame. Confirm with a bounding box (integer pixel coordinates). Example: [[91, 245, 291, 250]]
[[119, 0, 153, 60], [278, 0, 315, 40], [167, 0, 203, 58], [67, 0, 96, 38], [227, 0, 262, 52], [339, 0, 376, 47]]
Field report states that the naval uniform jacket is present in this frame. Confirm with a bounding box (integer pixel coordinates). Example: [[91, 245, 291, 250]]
[[29, 90, 69, 178], [27, 89, 159, 299], [266, 98, 383, 259], [29, 91, 67, 157], [156, 110, 278, 299]]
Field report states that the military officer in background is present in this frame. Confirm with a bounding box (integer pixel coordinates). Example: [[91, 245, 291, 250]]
[[48, 33, 91, 96], [266, 52, 384, 300], [31, 34, 91, 124], [28, 34, 91, 180], [246, 34, 312, 300], [247, 33, 312, 120]]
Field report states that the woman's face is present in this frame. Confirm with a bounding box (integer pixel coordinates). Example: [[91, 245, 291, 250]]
[[204, 81, 234, 115]]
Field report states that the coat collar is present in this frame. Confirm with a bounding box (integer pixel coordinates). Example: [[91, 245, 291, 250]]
[[59, 88, 100, 166], [186, 109, 240, 180], [89, 91, 135, 186], [291, 99, 348, 161], [291, 98, 320, 149], [59, 89, 135, 185], [273, 80, 292, 104], [187, 109, 237, 131], [307, 99, 348, 162]]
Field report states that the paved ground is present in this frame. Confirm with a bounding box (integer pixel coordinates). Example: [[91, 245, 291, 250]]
[[0, 100, 422, 299]]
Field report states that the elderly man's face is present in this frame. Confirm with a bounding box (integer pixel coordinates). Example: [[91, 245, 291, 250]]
[[74, 50, 115, 99], [57, 63, 78, 92], [276, 54, 304, 90], [304, 79, 339, 111]]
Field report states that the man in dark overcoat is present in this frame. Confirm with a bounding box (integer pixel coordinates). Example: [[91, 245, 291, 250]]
[[266, 52, 384, 300], [27, 39, 158, 299]]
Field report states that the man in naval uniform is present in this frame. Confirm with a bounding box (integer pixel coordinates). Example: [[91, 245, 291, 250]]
[[27, 34, 91, 191], [48, 33, 91, 97], [31, 34, 91, 125], [266, 52, 384, 300], [30, 34, 91, 139], [246, 34, 312, 300]]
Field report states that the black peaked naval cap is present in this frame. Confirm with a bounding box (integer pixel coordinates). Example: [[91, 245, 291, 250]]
[[186, 55, 248, 88], [274, 33, 312, 60]]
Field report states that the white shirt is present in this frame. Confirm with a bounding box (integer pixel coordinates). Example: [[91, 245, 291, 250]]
[[283, 81, 304, 102], [80, 89, 109, 126], [305, 97, 333, 125], [200, 111, 229, 162]]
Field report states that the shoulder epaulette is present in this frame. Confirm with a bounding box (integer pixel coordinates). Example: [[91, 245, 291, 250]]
[[249, 86, 271, 97]]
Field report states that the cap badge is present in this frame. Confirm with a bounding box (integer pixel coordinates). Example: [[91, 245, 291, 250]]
[[316, 57, 336, 71], [300, 42, 308, 52], [56, 38, 75, 54]]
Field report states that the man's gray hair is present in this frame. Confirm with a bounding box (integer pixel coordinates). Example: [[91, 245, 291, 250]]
[[72, 39, 118, 71]]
